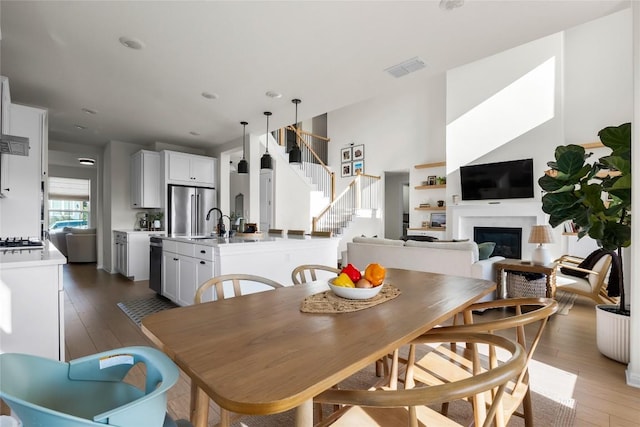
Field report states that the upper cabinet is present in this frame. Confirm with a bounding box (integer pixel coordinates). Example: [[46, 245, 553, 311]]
[[164, 151, 216, 187], [131, 150, 160, 208]]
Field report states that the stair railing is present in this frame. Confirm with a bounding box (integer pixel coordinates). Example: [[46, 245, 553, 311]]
[[285, 126, 335, 201], [313, 171, 381, 234]]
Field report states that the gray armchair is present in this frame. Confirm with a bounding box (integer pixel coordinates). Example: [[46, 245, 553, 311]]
[[50, 227, 97, 263]]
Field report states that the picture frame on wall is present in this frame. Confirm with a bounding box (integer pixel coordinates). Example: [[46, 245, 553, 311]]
[[352, 160, 364, 175], [341, 147, 353, 162], [427, 175, 437, 186], [352, 144, 364, 161], [341, 163, 352, 177]]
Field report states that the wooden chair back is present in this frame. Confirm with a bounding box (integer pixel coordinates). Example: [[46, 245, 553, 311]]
[[268, 228, 285, 236], [194, 274, 283, 303], [287, 229, 306, 236], [412, 297, 558, 426], [555, 253, 615, 304], [311, 231, 333, 237], [314, 332, 526, 427], [291, 264, 340, 285]]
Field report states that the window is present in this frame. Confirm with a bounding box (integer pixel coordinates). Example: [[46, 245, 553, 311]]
[[48, 177, 90, 230]]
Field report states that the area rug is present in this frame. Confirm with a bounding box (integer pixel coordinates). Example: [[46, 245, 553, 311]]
[[556, 290, 578, 315], [229, 364, 576, 427], [117, 295, 178, 326]]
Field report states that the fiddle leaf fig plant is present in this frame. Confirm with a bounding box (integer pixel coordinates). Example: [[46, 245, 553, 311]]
[[538, 122, 631, 314]]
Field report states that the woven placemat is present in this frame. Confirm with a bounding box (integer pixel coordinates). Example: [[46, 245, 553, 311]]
[[300, 284, 401, 313]]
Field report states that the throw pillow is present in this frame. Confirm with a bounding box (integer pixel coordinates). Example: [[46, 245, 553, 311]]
[[477, 242, 496, 260]]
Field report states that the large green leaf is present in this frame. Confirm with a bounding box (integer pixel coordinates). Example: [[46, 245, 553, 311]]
[[598, 122, 631, 157], [555, 145, 587, 175]]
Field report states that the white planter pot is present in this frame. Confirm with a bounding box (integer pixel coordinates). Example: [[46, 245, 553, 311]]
[[596, 304, 630, 364]]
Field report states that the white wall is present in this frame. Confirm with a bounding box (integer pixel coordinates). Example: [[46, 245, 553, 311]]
[[564, 9, 633, 144]]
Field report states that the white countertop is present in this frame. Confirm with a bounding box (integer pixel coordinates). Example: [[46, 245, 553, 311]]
[[0, 241, 67, 268], [160, 233, 328, 246]]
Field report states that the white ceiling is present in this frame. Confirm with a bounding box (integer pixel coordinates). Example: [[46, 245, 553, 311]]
[[0, 1, 628, 150]]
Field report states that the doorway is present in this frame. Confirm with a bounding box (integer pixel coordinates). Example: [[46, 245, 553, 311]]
[[384, 171, 409, 239]]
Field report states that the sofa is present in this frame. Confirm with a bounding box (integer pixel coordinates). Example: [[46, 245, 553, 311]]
[[346, 236, 505, 301], [49, 227, 97, 263]]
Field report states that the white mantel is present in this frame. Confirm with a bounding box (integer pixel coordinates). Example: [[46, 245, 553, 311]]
[[450, 201, 547, 261]]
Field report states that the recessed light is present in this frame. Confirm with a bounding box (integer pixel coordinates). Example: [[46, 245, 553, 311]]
[[189, 131, 200, 136], [266, 91, 282, 99], [74, 124, 87, 130], [119, 36, 145, 50], [202, 92, 219, 100], [78, 158, 95, 166], [81, 108, 98, 115]]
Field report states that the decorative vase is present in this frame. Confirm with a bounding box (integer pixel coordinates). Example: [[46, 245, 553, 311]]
[[596, 304, 630, 364]]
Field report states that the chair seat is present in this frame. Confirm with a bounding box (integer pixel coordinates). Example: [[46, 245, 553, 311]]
[[326, 403, 462, 426], [556, 274, 592, 293]]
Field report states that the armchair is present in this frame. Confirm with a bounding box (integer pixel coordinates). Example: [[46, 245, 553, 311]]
[[555, 253, 617, 304]]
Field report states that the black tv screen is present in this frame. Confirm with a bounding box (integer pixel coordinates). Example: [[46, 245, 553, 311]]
[[460, 158, 534, 201]]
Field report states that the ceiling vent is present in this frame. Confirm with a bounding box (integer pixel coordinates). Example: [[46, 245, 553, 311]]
[[384, 57, 426, 78]]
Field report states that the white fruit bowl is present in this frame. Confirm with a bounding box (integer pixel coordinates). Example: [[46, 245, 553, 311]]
[[328, 279, 383, 300]]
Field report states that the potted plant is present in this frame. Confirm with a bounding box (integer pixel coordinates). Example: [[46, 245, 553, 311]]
[[538, 122, 631, 363]]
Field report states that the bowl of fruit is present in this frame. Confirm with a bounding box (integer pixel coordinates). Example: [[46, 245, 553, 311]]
[[328, 263, 386, 300]]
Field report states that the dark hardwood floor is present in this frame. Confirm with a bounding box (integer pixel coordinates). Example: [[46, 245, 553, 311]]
[[63, 263, 640, 426]]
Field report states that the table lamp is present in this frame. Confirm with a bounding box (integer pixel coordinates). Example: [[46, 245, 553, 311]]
[[529, 225, 554, 265]]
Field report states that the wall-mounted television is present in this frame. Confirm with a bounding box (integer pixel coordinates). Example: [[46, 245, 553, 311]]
[[460, 158, 534, 201]]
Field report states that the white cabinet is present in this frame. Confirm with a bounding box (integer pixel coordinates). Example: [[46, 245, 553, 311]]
[[114, 230, 159, 281], [0, 103, 47, 237], [0, 254, 65, 361], [164, 150, 216, 187], [161, 240, 215, 306], [131, 150, 160, 208]]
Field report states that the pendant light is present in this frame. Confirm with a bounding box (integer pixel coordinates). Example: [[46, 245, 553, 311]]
[[289, 99, 302, 165], [260, 112, 273, 170], [237, 121, 248, 174]]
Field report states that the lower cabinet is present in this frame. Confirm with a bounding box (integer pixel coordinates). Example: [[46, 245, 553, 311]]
[[162, 241, 215, 306], [114, 230, 162, 281]]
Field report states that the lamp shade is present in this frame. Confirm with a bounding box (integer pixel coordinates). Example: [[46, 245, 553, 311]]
[[528, 225, 554, 244]]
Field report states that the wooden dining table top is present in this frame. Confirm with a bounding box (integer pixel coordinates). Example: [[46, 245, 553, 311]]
[[141, 268, 495, 416]]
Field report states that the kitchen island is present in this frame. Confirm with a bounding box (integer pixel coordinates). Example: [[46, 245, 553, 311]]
[[0, 242, 67, 360], [158, 234, 339, 306]]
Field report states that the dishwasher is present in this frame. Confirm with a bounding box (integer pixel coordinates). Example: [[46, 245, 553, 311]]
[[149, 237, 162, 293]]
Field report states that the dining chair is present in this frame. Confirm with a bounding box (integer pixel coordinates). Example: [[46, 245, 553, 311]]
[[314, 332, 527, 427], [194, 273, 284, 303], [0, 346, 191, 427], [554, 253, 617, 304], [193, 274, 284, 426], [291, 264, 341, 285], [311, 230, 333, 237], [267, 228, 286, 236], [398, 297, 557, 427], [287, 229, 306, 236]]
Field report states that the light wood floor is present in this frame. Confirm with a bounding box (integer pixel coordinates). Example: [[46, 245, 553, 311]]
[[63, 263, 640, 426]]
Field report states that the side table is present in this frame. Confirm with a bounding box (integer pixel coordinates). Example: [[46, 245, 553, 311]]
[[494, 259, 557, 299]]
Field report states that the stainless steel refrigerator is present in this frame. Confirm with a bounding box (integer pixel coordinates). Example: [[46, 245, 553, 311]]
[[168, 185, 217, 236]]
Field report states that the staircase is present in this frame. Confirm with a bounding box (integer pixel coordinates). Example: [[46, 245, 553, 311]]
[[276, 125, 381, 236]]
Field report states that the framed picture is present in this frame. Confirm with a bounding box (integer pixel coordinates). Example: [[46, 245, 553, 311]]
[[352, 144, 364, 161], [427, 175, 437, 186], [430, 213, 446, 228], [341, 163, 352, 177], [352, 160, 364, 175], [341, 147, 353, 163]]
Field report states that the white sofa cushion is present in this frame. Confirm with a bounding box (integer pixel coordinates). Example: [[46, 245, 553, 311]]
[[404, 240, 480, 262], [352, 236, 405, 246]]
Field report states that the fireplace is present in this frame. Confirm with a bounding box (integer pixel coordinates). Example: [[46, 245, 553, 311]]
[[474, 227, 522, 259]]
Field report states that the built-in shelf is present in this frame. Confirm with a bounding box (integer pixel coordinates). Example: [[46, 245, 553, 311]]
[[415, 184, 446, 190], [408, 227, 446, 231], [415, 161, 446, 169], [415, 207, 446, 211], [562, 232, 578, 236]]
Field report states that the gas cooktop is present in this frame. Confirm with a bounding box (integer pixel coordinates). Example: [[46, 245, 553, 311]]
[[0, 237, 45, 250]]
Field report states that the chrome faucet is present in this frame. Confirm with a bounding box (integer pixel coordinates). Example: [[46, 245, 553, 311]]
[[205, 207, 225, 236]]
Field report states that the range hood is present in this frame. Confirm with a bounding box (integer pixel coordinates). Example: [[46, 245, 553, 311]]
[[0, 134, 30, 156]]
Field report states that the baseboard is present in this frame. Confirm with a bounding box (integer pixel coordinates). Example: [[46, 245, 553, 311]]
[[626, 368, 640, 388]]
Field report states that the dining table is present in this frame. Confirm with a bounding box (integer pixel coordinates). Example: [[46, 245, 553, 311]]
[[141, 268, 496, 427]]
